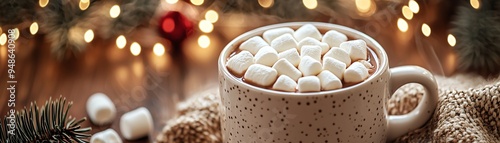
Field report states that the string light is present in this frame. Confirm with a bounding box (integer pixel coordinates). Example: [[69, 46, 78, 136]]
[[166, 0, 178, 4], [302, 0, 317, 9], [116, 35, 126, 49], [447, 34, 456, 47], [0, 34, 6, 45], [39, 0, 49, 8], [258, 0, 274, 8], [199, 20, 213, 33], [470, 0, 480, 9], [79, 0, 90, 10], [198, 35, 210, 48], [421, 23, 431, 37], [402, 6, 413, 20], [205, 10, 219, 23], [30, 22, 39, 35], [84, 29, 94, 43], [408, 0, 419, 13], [190, 0, 204, 6], [110, 5, 121, 18], [355, 0, 372, 13], [153, 43, 166, 56], [397, 18, 408, 32], [130, 42, 141, 56]]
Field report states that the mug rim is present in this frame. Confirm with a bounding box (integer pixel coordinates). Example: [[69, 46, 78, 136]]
[[218, 22, 389, 97]]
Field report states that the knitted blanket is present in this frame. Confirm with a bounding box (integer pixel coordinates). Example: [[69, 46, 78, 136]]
[[156, 73, 500, 142]]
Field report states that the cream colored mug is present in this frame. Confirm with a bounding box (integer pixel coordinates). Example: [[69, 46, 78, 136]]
[[218, 22, 439, 142]]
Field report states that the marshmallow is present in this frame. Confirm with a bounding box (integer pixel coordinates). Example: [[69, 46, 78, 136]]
[[297, 37, 330, 54], [278, 48, 301, 67], [297, 76, 321, 92], [322, 30, 348, 47], [323, 48, 351, 66], [244, 64, 279, 87], [300, 45, 322, 61], [339, 40, 368, 61], [298, 56, 322, 76], [263, 27, 295, 43], [86, 93, 116, 125], [226, 51, 254, 76], [271, 33, 298, 52], [239, 36, 269, 55], [294, 24, 322, 41], [317, 70, 342, 90], [120, 107, 153, 140], [254, 46, 279, 66], [358, 60, 374, 69], [272, 59, 302, 81], [272, 75, 298, 92], [91, 129, 122, 143], [322, 57, 346, 80], [344, 62, 369, 83]]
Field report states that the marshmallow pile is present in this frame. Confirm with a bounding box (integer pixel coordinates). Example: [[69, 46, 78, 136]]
[[227, 24, 374, 92]]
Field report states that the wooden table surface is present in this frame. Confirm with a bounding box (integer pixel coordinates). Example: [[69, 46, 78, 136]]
[[0, 1, 457, 142]]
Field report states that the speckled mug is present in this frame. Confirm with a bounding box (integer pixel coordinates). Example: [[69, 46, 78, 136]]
[[218, 22, 439, 143]]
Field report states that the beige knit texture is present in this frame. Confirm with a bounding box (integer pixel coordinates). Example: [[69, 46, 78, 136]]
[[157, 74, 500, 142]]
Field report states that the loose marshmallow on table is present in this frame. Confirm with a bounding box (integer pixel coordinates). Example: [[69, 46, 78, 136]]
[[298, 37, 330, 54], [340, 40, 368, 61], [263, 27, 295, 43], [254, 46, 279, 66], [322, 57, 346, 80], [278, 48, 301, 67], [322, 30, 348, 47], [293, 24, 322, 41], [272, 75, 298, 92], [300, 45, 322, 61], [272, 59, 302, 81], [226, 51, 254, 76], [239, 36, 269, 55], [323, 48, 351, 66], [344, 62, 369, 83], [299, 56, 322, 76], [271, 33, 298, 52], [297, 76, 321, 92], [120, 107, 153, 140], [91, 129, 122, 143], [244, 64, 279, 87], [317, 70, 342, 90], [86, 93, 116, 125]]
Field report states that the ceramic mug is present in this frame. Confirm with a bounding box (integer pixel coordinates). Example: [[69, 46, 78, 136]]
[[218, 22, 439, 143]]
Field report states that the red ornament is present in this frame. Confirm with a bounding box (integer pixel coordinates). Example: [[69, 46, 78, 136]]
[[159, 11, 194, 44]]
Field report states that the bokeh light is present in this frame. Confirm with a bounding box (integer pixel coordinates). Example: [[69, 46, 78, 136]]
[[0, 34, 6, 45], [408, 0, 419, 13], [402, 6, 413, 20], [205, 10, 219, 23], [153, 43, 166, 56], [79, 0, 89, 10], [39, 0, 49, 8], [84, 29, 94, 43], [470, 0, 480, 9], [355, 0, 371, 13], [190, 0, 204, 6], [421, 23, 431, 37], [30, 22, 39, 35], [166, 0, 178, 4], [303, 0, 317, 9], [198, 35, 210, 48], [447, 34, 456, 47], [130, 42, 141, 56], [13, 28, 19, 40], [116, 35, 126, 49], [110, 5, 121, 18], [397, 18, 408, 32], [199, 20, 213, 33], [258, 0, 274, 8]]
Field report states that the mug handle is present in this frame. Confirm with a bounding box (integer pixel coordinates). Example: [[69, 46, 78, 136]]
[[386, 66, 439, 141]]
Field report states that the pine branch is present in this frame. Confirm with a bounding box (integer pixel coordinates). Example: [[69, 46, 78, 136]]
[[1, 97, 92, 142]]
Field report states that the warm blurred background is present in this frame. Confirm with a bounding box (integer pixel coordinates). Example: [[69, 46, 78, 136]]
[[1, 0, 494, 142]]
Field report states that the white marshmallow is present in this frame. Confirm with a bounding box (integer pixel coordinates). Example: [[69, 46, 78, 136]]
[[293, 24, 322, 41], [297, 76, 321, 92], [297, 37, 330, 54], [239, 36, 269, 55], [339, 40, 368, 61], [226, 51, 254, 76], [86, 93, 116, 125], [278, 48, 301, 67], [272, 75, 298, 92], [322, 30, 348, 47], [298, 56, 322, 76], [344, 62, 369, 83], [317, 70, 342, 90], [271, 33, 298, 52], [254, 46, 279, 66], [323, 48, 351, 66], [358, 60, 374, 69], [300, 45, 322, 61], [322, 57, 346, 80], [263, 27, 295, 43], [120, 107, 153, 140], [91, 129, 122, 143], [272, 59, 302, 81], [244, 64, 278, 87]]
